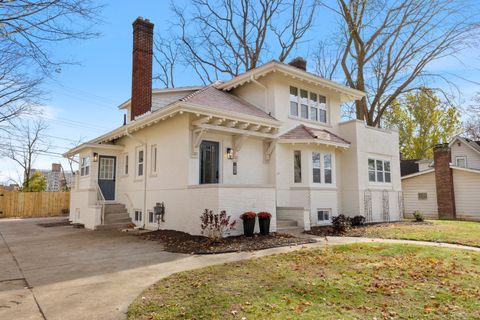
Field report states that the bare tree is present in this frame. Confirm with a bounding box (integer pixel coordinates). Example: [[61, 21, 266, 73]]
[[316, 0, 480, 127], [312, 39, 342, 80], [0, 0, 101, 124], [167, 0, 319, 84], [462, 93, 480, 140], [154, 36, 181, 88], [0, 120, 49, 189]]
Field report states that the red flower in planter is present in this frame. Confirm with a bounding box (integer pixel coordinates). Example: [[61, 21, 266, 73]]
[[240, 211, 257, 220], [257, 212, 272, 219]]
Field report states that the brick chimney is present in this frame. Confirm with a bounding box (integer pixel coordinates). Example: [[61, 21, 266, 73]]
[[288, 57, 307, 71], [433, 143, 456, 219], [131, 17, 154, 121]]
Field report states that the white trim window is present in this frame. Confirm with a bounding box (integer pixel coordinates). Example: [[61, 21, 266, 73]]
[[312, 152, 333, 184], [136, 147, 144, 177], [289, 86, 299, 117], [368, 159, 391, 183], [134, 210, 142, 222], [294, 150, 302, 183], [148, 211, 154, 223], [80, 156, 90, 176], [289, 86, 328, 124], [123, 153, 129, 175], [151, 145, 158, 174], [455, 156, 467, 168], [317, 209, 331, 223]]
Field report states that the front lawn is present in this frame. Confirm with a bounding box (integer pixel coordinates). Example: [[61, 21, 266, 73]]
[[355, 220, 480, 247], [128, 243, 480, 319]]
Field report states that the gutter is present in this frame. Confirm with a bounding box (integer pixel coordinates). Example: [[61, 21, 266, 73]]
[[125, 127, 148, 228]]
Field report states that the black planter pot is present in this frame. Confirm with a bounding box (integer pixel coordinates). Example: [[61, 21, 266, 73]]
[[258, 217, 271, 235], [242, 218, 256, 237]]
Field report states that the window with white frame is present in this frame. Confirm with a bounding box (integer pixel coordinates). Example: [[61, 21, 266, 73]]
[[136, 147, 144, 177], [312, 152, 333, 184], [80, 156, 90, 176], [294, 150, 302, 183], [368, 159, 391, 183], [455, 156, 467, 168], [151, 145, 158, 174], [418, 192, 428, 200], [317, 209, 331, 222], [312, 152, 321, 183], [289, 86, 328, 124], [123, 153, 129, 175], [134, 210, 142, 221], [148, 211, 154, 223]]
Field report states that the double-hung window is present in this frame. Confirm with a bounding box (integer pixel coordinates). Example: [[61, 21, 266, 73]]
[[123, 153, 129, 175], [455, 156, 467, 168], [290, 87, 299, 116], [294, 150, 302, 183], [136, 148, 144, 177], [80, 156, 90, 176], [134, 210, 142, 221], [368, 159, 391, 183], [289, 86, 328, 124], [312, 152, 333, 184]]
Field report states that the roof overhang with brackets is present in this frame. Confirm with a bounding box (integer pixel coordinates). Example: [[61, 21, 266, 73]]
[[217, 61, 366, 103]]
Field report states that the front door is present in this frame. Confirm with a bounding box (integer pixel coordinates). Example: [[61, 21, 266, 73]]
[[98, 156, 116, 200], [199, 141, 219, 184]]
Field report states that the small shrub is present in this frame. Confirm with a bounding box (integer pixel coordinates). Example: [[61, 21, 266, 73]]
[[413, 210, 424, 222], [200, 209, 236, 242], [257, 212, 272, 219], [240, 211, 257, 220], [332, 214, 350, 234], [350, 215, 366, 227]]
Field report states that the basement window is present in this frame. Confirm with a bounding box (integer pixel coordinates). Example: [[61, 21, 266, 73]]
[[418, 193, 428, 200], [148, 211, 154, 223], [134, 210, 142, 221], [317, 209, 331, 222]]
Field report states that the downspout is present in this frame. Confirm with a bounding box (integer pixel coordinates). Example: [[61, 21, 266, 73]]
[[250, 76, 268, 111], [125, 127, 148, 228]]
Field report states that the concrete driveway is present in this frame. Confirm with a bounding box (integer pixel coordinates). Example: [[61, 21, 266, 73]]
[[0, 217, 322, 320]]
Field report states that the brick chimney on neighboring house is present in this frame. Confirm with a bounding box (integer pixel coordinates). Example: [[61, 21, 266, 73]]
[[130, 17, 154, 121], [433, 143, 456, 219], [288, 57, 307, 71]]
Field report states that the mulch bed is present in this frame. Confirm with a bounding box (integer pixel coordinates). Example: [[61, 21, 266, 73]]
[[307, 221, 433, 237], [138, 229, 316, 254], [37, 219, 71, 228]]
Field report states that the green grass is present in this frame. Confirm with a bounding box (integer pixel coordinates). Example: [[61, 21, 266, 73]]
[[128, 243, 480, 320], [360, 220, 480, 247]]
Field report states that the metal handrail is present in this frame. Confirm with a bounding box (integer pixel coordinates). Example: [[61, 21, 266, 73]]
[[96, 183, 106, 224]]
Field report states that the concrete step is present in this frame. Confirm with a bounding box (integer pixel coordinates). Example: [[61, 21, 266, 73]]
[[277, 219, 298, 228], [105, 217, 132, 224], [103, 203, 127, 214], [95, 222, 132, 231], [276, 227, 305, 235]]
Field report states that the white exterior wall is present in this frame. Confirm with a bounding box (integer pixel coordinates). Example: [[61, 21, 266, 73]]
[[338, 120, 402, 222], [450, 141, 480, 170], [453, 169, 480, 221], [401, 172, 438, 219]]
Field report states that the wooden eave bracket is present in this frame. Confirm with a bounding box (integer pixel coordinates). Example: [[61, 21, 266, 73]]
[[264, 140, 275, 161], [233, 134, 248, 159]]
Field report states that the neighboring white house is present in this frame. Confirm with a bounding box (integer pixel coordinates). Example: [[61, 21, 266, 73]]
[[64, 17, 402, 234], [401, 137, 480, 221]]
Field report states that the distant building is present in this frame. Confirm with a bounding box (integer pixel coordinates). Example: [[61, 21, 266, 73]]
[[34, 163, 73, 192], [0, 184, 20, 192]]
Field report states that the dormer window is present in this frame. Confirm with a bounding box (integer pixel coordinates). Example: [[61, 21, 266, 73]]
[[289, 86, 327, 124]]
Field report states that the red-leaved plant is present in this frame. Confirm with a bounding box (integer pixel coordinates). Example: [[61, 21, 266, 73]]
[[240, 211, 257, 220], [200, 209, 236, 242], [257, 212, 272, 219]]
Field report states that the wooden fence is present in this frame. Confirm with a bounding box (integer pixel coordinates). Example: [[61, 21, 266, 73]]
[[0, 192, 70, 218]]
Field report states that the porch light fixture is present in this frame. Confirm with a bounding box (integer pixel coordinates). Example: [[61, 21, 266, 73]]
[[226, 147, 234, 160], [93, 152, 99, 162]]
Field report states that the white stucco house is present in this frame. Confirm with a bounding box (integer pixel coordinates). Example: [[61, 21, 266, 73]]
[[401, 137, 480, 221], [64, 17, 402, 234]]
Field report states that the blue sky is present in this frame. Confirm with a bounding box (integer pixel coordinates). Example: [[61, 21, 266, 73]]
[[1, 0, 479, 183]]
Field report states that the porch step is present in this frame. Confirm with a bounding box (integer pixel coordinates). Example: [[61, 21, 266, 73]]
[[277, 219, 298, 228], [105, 213, 131, 224], [96, 222, 132, 231], [103, 203, 127, 214]]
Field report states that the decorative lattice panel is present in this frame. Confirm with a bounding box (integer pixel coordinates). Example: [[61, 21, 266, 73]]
[[364, 190, 372, 222], [382, 190, 390, 222]]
